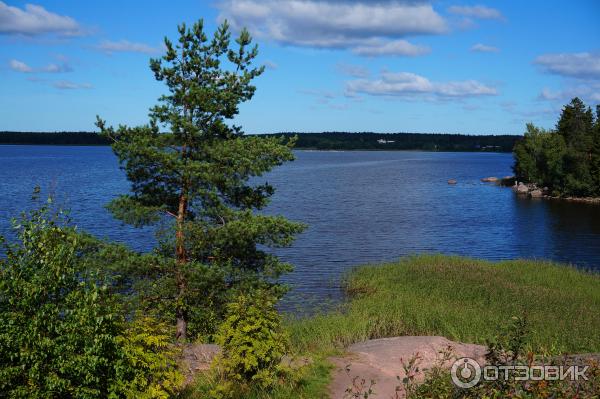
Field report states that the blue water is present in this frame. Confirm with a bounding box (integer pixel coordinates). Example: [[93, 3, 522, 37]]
[[2, 145, 600, 307]]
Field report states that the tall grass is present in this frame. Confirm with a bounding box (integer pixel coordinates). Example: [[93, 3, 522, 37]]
[[287, 254, 600, 355]]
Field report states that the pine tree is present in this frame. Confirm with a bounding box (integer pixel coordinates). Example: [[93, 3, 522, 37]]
[[556, 97, 596, 196], [96, 20, 304, 341]]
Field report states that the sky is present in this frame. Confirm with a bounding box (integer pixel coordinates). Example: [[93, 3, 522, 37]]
[[1, 1, 599, 135]]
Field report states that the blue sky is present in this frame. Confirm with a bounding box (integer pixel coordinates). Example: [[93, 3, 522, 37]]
[[1, 1, 599, 134]]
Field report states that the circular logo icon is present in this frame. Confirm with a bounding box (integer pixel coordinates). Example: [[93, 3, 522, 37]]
[[451, 357, 482, 388]]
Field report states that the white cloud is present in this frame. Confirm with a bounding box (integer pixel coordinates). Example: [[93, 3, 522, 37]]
[[53, 80, 92, 90], [8, 58, 72, 73], [0, 1, 83, 36], [96, 40, 160, 55], [262, 60, 278, 69], [470, 43, 499, 53], [336, 62, 370, 78], [537, 84, 600, 103], [537, 88, 561, 101], [346, 71, 497, 98], [352, 39, 429, 57], [216, 0, 445, 56], [9, 59, 32, 72], [41, 62, 72, 73], [448, 5, 504, 20], [534, 52, 600, 80]]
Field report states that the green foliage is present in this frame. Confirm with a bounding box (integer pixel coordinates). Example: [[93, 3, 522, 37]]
[[96, 18, 304, 340], [0, 205, 125, 398], [117, 315, 184, 398], [186, 357, 332, 399], [513, 123, 566, 193], [212, 290, 289, 396], [0, 204, 182, 398], [513, 97, 600, 197]]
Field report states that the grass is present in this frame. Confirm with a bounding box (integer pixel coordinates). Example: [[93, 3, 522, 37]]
[[181, 357, 332, 399], [287, 254, 600, 355], [185, 254, 600, 397]]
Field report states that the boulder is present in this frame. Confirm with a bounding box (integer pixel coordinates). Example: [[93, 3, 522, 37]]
[[529, 189, 543, 198], [481, 177, 498, 183], [181, 343, 221, 384], [516, 182, 529, 194], [329, 336, 487, 399], [499, 176, 516, 186]]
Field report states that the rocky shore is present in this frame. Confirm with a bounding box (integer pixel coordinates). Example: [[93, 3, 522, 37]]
[[482, 176, 600, 204]]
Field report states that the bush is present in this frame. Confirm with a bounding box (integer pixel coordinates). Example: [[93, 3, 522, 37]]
[[0, 204, 183, 398], [212, 290, 289, 396], [117, 315, 184, 398]]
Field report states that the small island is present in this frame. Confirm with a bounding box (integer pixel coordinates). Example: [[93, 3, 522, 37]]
[[511, 98, 600, 202]]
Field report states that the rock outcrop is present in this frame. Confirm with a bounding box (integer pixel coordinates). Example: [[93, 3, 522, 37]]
[[329, 336, 487, 399]]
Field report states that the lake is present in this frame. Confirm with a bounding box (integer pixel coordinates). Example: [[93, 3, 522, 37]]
[[2, 145, 600, 309]]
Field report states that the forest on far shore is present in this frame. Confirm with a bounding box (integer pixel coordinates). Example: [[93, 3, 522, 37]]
[[0, 131, 520, 152]]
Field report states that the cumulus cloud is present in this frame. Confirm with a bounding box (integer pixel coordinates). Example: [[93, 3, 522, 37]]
[[0, 1, 83, 36], [448, 5, 504, 20], [216, 0, 446, 56], [470, 43, 499, 53], [352, 39, 429, 56], [345, 71, 497, 98], [53, 80, 92, 90], [537, 84, 600, 103], [534, 52, 600, 80], [8, 58, 72, 73], [9, 59, 32, 72], [96, 40, 160, 55]]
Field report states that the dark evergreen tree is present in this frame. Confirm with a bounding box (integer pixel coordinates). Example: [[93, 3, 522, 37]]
[[96, 20, 304, 341], [513, 98, 600, 198], [556, 98, 596, 196]]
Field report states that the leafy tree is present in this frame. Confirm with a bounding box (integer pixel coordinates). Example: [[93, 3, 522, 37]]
[[96, 19, 304, 341], [513, 98, 599, 197], [0, 203, 182, 398]]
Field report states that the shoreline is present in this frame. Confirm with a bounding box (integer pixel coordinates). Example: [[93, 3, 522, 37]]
[[0, 143, 511, 153], [486, 176, 600, 205]]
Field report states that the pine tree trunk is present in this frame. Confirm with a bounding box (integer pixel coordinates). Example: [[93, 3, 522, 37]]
[[175, 189, 188, 342]]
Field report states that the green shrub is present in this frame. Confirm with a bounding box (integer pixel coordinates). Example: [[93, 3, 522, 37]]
[[117, 314, 184, 398], [0, 204, 183, 398], [212, 290, 288, 396]]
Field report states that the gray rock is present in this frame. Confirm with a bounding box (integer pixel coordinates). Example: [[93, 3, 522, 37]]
[[329, 336, 487, 399], [517, 182, 529, 194], [481, 176, 498, 183], [530, 189, 543, 198]]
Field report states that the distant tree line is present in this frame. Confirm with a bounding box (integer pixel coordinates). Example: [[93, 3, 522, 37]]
[[513, 97, 600, 197], [0, 131, 520, 152], [0, 131, 110, 145], [267, 132, 520, 152]]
